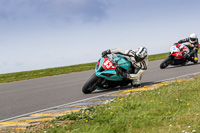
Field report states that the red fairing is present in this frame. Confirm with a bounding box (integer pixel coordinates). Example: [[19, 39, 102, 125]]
[[176, 44, 181, 47], [102, 58, 116, 70], [171, 44, 187, 59], [171, 51, 185, 59]]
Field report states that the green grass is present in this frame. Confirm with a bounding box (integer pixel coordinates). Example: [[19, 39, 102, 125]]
[[148, 52, 169, 61], [0, 62, 96, 84], [0, 52, 168, 84], [32, 77, 200, 133]]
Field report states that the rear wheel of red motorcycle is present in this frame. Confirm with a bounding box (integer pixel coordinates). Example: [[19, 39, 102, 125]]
[[160, 57, 171, 69], [82, 73, 98, 94]]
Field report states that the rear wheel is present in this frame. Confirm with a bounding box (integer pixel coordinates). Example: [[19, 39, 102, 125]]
[[160, 56, 172, 69], [82, 74, 98, 94], [194, 61, 198, 64]]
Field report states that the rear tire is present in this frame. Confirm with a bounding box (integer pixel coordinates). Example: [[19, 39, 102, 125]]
[[160, 56, 172, 69], [82, 74, 98, 94]]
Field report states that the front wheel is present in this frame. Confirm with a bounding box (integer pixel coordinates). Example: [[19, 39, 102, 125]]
[[160, 56, 172, 69], [82, 74, 98, 94]]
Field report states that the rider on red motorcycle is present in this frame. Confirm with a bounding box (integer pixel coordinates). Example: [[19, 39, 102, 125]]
[[102, 47, 148, 87], [171, 44, 189, 63], [174, 33, 199, 63]]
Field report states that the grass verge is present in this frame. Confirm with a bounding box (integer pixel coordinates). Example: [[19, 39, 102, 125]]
[[22, 76, 200, 133], [0, 52, 168, 84]]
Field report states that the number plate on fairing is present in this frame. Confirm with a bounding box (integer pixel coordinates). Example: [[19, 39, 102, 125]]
[[102, 58, 116, 70]]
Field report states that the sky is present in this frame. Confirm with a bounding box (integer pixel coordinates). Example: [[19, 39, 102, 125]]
[[1, 0, 200, 74]]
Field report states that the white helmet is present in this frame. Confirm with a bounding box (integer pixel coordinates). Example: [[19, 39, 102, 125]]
[[135, 46, 147, 62], [189, 33, 197, 43]]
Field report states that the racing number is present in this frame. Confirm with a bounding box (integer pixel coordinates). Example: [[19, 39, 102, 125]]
[[104, 60, 114, 69]]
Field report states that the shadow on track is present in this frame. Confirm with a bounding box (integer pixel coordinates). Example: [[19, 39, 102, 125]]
[[162, 62, 200, 70], [91, 81, 156, 94]]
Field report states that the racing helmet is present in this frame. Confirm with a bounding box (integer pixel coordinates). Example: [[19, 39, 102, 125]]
[[189, 33, 197, 43], [135, 46, 148, 62]]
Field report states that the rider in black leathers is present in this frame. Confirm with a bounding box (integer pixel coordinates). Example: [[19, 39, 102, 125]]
[[174, 33, 199, 63]]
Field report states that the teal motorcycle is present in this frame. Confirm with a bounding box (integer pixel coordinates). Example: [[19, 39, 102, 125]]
[[82, 54, 133, 94]]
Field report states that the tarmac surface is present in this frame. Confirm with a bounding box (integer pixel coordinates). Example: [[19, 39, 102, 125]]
[[0, 59, 200, 129]]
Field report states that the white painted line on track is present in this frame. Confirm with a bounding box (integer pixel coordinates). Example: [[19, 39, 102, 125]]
[[1, 71, 200, 123]]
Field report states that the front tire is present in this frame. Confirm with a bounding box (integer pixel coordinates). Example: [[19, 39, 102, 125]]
[[160, 56, 172, 69], [82, 74, 98, 94]]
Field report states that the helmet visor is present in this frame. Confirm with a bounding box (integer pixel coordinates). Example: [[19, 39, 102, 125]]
[[135, 55, 146, 62], [190, 37, 197, 42]]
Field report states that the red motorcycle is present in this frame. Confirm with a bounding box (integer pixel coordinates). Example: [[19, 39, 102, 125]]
[[160, 44, 194, 69]]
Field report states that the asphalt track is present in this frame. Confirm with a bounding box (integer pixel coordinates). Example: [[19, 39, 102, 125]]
[[0, 59, 200, 121]]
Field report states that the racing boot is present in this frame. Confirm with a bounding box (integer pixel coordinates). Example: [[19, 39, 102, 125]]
[[131, 77, 141, 88], [193, 57, 198, 64], [186, 55, 197, 63]]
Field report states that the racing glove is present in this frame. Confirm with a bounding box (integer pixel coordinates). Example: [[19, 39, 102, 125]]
[[102, 50, 111, 57]]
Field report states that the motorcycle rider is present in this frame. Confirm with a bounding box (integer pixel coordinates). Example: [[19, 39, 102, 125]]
[[102, 46, 148, 87], [174, 33, 199, 63]]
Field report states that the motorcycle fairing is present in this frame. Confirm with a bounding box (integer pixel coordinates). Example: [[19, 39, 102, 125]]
[[171, 59, 183, 65], [102, 58, 116, 70], [95, 54, 131, 81], [170, 45, 189, 59]]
